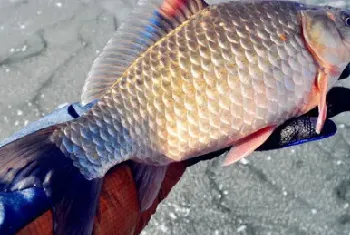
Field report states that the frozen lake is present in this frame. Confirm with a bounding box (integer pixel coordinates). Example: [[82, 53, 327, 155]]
[[0, 0, 350, 234]]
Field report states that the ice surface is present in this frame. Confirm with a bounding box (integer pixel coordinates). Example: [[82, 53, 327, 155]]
[[0, 0, 350, 234]]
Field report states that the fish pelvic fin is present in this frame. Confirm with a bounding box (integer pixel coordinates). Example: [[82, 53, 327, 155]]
[[222, 126, 276, 166], [0, 127, 102, 235]]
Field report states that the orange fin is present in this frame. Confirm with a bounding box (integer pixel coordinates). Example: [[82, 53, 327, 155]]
[[222, 126, 275, 166], [316, 71, 328, 134]]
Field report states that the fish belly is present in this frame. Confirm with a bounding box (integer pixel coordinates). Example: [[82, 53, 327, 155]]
[[53, 1, 318, 179]]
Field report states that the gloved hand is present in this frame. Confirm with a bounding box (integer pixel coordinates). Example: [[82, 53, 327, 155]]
[[1, 84, 349, 234]]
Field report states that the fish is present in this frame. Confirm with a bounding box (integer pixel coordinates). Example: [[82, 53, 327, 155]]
[[1, 0, 350, 233]]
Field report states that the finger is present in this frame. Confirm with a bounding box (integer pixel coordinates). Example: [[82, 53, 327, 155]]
[[256, 117, 336, 151]]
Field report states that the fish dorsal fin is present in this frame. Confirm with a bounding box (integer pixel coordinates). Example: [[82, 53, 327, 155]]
[[81, 0, 209, 105]]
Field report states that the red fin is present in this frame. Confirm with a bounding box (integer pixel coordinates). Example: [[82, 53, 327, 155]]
[[316, 71, 328, 134], [222, 126, 275, 167]]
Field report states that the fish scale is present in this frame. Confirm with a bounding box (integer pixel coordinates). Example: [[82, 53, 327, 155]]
[[3, 2, 350, 231], [51, 1, 318, 179]]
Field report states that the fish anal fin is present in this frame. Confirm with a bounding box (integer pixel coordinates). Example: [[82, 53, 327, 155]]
[[222, 126, 275, 167], [315, 70, 328, 134], [81, 0, 209, 104], [130, 162, 168, 212]]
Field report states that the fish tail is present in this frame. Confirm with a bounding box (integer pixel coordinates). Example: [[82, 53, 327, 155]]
[[0, 126, 58, 192], [0, 126, 103, 235]]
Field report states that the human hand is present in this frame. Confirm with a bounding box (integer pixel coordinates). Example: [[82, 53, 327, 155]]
[[2, 84, 349, 235]]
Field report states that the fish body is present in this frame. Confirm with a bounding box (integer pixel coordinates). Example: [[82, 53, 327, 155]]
[[53, 0, 339, 177], [1, 0, 350, 234]]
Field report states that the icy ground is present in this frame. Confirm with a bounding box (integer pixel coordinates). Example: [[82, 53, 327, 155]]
[[0, 0, 350, 234]]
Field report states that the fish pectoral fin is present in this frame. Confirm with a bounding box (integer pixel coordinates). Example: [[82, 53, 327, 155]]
[[130, 162, 168, 212], [316, 70, 328, 134], [222, 126, 275, 167]]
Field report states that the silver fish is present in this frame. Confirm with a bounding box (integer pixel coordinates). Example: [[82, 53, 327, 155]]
[[1, 0, 350, 234]]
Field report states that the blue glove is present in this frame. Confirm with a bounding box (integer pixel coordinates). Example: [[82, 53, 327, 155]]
[[0, 85, 348, 234]]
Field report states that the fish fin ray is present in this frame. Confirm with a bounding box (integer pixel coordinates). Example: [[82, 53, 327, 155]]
[[0, 127, 59, 191], [0, 126, 103, 234], [130, 162, 167, 212], [222, 126, 275, 166], [81, 0, 209, 104], [316, 71, 328, 134]]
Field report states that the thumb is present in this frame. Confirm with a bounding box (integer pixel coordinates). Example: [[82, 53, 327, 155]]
[[256, 117, 336, 151]]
